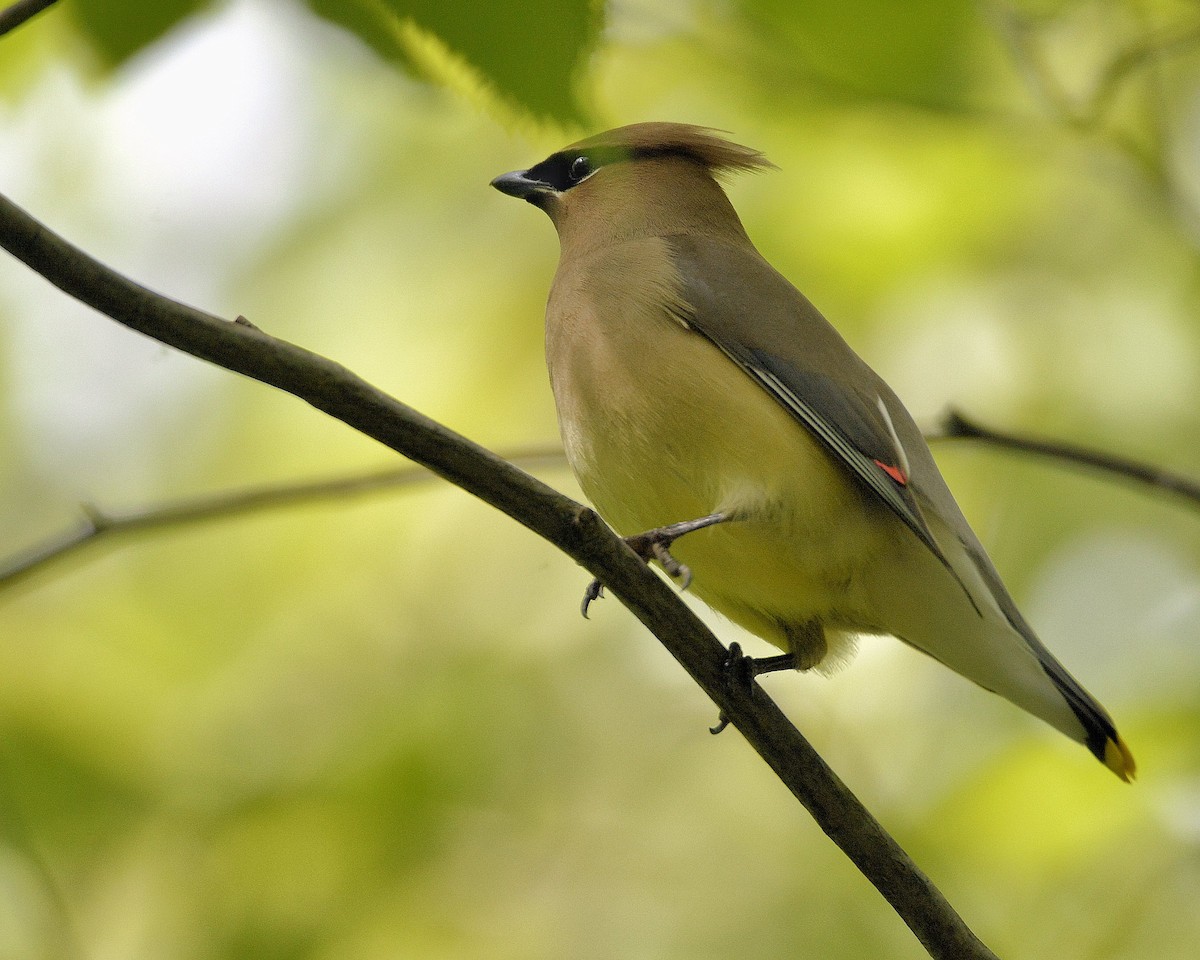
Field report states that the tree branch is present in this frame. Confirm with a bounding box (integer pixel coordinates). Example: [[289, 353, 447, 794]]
[[0, 0, 58, 36], [932, 409, 1200, 508], [0, 447, 567, 590], [0, 190, 999, 960]]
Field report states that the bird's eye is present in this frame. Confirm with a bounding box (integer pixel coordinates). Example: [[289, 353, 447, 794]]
[[569, 156, 592, 182]]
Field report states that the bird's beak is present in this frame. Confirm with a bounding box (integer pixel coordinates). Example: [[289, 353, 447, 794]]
[[490, 169, 553, 205]]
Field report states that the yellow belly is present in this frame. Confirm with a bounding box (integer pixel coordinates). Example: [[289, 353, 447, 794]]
[[546, 245, 898, 659]]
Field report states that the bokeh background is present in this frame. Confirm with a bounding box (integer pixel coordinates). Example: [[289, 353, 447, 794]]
[[2, 1, 1200, 957]]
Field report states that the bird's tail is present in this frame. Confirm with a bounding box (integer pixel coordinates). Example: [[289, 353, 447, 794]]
[[1037, 654, 1136, 781], [865, 530, 1136, 780]]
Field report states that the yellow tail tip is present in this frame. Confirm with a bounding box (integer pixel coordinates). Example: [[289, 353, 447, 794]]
[[1104, 736, 1137, 782]]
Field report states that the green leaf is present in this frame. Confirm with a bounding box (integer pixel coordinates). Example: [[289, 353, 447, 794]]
[[305, 0, 400, 65], [69, 0, 211, 66], [306, 0, 601, 122], [738, 0, 978, 108]]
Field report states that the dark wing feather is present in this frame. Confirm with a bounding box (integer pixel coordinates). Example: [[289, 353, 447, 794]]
[[666, 235, 976, 604]]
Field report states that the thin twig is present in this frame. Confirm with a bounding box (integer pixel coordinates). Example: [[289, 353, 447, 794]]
[[0, 190, 999, 960], [932, 409, 1200, 507], [1086, 22, 1200, 126], [986, 0, 1200, 129], [0, 447, 567, 590], [986, 0, 1078, 123], [0, 0, 58, 36]]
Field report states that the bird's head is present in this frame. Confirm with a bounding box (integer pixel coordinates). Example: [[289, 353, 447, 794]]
[[491, 122, 774, 245]]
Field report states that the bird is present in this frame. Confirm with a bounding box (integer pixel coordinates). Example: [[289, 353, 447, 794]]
[[491, 121, 1135, 780]]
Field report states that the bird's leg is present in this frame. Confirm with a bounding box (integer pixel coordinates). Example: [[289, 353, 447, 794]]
[[709, 642, 799, 735], [581, 512, 729, 617], [624, 512, 729, 587]]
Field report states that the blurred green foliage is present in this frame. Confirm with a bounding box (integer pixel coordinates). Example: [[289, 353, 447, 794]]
[[67, 0, 603, 122], [3, 0, 1200, 959], [737, 0, 979, 107], [69, 0, 209, 64]]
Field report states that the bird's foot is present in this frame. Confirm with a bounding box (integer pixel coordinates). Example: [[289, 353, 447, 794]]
[[709, 713, 731, 735], [580, 512, 728, 617], [709, 642, 797, 735], [723, 640, 797, 684], [624, 528, 694, 588], [580, 579, 605, 618]]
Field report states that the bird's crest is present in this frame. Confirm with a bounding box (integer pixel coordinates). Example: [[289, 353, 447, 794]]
[[563, 123, 776, 179]]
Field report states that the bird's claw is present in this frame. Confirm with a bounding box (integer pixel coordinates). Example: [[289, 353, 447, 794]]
[[627, 530, 694, 590], [581, 579, 605, 618], [646, 539, 693, 589], [722, 641, 752, 688], [709, 643, 753, 734]]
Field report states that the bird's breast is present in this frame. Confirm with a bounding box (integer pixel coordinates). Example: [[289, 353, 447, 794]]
[[544, 238, 899, 644]]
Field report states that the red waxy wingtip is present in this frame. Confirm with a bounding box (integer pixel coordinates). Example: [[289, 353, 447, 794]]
[[873, 459, 908, 485]]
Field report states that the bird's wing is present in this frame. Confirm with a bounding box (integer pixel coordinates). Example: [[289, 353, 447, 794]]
[[666, 235, 971, 600]]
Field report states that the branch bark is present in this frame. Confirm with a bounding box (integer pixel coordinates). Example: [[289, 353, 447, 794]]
[[0, 0, 58, 36], [0, 191, 999, 960], [0, 447, 567, 589], [932, 409, 1200, 508]]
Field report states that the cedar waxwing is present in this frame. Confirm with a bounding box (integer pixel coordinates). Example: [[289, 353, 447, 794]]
[[492, 122, 1135, 780]]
